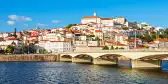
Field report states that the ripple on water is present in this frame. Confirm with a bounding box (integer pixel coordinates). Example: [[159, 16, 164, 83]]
[[0, 62, 168, 84]]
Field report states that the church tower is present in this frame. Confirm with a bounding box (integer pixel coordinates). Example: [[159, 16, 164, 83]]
[[94, 12, 97, 16]]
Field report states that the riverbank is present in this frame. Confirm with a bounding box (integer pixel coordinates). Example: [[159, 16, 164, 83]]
[[0, 54, 58, 62]]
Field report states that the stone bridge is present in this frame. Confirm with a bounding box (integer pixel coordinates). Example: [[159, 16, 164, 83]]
[[59, 51, 168, 68]]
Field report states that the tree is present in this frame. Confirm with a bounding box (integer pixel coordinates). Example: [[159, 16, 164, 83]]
[[122, 27, 129, 30], [159, 34, 165, 38], [13, 28, 17, 38], [164, 28, 168, 34], [23, 46, 28, 53], [115, 47, 119, 49], [139, 34, 153, 42], [119, 47, 124, 49], [87, 35, 95, 38], [102, 46, 109, 50], [110, 46, 114, 50], [66, 24, 77, 28], [5, 45, 15, 54]]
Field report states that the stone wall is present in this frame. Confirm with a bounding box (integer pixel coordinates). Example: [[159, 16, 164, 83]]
[[0, 54, 58, 62]]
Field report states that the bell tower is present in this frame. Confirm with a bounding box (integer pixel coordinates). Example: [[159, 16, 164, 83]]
[[94, 12, 96, 16]]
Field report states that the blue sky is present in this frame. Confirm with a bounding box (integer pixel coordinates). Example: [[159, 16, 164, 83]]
[[0, 0, 167, 32]]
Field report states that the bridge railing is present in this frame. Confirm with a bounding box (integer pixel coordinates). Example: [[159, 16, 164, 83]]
[[61, 49, 168, 54]]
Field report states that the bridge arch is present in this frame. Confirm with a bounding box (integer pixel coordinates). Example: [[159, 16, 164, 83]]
[[93, 54, 131, 65], [72, 54, 93, 63], [60, 54, 73, 62], [96, 54, 122, 59], [61, 55, 72, 59]]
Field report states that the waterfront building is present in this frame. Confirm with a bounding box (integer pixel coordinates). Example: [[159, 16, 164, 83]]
[[115, 34, 128, 45], [36, 40, 73, 53], [154, 38, 168, 49], [127, 38, 142, 49], [0, 38, 23, 50]]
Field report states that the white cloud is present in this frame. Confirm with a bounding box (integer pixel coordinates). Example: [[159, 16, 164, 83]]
[[52, 20, 60, 23], [8, 15, 32, 21], [24, 24, 29, 27], [37, 23, 48, 27], [7, 21, 15, 25]]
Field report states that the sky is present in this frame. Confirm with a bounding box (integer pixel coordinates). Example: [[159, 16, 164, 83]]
[[0, 0, 168, 32]]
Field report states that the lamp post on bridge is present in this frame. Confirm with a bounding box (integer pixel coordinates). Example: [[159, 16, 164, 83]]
[[134, 30, 137, 50]]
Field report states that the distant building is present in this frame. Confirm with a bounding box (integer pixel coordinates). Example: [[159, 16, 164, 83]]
[[81, 13, 101, 24], [113, 17, 127, 25], [94, 30, 103, 40], [154, 38, 168, 49], [101, 18, 114, 26], [125, 22, 137, 28], [103, 31, 116, 41]]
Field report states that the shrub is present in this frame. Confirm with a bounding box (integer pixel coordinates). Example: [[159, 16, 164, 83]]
[[115, 47, 119, 49], [102, 46, 109, 50], [119, 47, 125, 49], [110, 46, 114, 50]]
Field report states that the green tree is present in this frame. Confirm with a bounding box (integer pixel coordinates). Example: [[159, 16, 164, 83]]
[[159, 34, 165, 38], [66, 24, 77, 28], [115, 47, 119, 49], [87, 35, 95, 38], [102, 46, 109, 50], [110, 46, 114, 50], [140, 34, 153, 42], [164, 28, 168, 34], [13, 28, 17, 38], [5, 45, 15, 54], [151, 34, 156, 39], [119, 47, 124, 49], [122, 27, 129, 30]]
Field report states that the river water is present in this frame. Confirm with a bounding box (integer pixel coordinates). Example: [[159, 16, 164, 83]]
[[0, 62, 168, 84]]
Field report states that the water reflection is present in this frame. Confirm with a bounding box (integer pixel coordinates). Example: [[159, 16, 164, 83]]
[[162, 60, 168, 71], [0, 62, 168, 84]]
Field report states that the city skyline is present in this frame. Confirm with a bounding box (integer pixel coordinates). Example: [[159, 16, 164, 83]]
[[0, 0, 168, 32]]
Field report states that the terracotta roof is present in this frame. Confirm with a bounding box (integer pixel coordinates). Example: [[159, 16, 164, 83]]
[[50, 40, 71, 42], [85, 30, 90, 32], [41, 40, 49, 41], [8, 37, 17, 40], [154, 38, 168, 42], [101, 18, 113, 20], [119, 34, 127, 36], [82, 16, 100, 19], [95, 30, 102, 32], [90, 32, 94, 35], [127, 38, 139, 42]]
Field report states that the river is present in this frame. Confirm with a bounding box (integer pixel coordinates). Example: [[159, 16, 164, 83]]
[[0, 62, 168, 84]]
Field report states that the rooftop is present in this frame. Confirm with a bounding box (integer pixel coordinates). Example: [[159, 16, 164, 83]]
[[101, 18, 113, 20], [82, 16, 100, 19]]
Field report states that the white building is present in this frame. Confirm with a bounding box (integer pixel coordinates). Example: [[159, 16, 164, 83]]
[[81, 13, 101, 24], [36, 41, 73, 53], [125, 22, 137, 28], [0, 40, 23, 50], [0, 33, 9, 38], [113, 17, 127, 24], [44, 33, 65, 41], [101, 18, 114, 26]]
